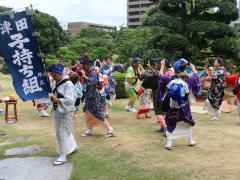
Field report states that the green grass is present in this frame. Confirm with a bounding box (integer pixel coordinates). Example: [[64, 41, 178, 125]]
[[0, 74, 240, 179]]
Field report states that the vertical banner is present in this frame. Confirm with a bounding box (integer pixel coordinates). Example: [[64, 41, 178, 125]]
[[0, 10, 51, 101]]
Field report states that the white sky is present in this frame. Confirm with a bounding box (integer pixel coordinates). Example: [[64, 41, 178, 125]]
[[0, 0, 127, 28]]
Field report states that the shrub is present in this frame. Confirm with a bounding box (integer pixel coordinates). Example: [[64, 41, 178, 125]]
[[1, 63, 9, 74], [45, 58, 58, 66], [113, 72, 127, 99]]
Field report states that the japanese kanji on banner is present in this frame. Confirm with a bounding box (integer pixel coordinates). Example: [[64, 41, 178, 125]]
[[0, 10, 51, 101]]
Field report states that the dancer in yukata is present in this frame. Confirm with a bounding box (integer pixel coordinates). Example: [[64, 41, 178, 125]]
[[48, 64, 78, 166], [80, 56, 114, 138]]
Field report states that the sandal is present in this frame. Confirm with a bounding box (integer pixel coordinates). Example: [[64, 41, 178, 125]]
[[105, 132, 114, 138], [105, 114, 109, 118], [82, 132, 93, 137], [53, 160, 66, 166]]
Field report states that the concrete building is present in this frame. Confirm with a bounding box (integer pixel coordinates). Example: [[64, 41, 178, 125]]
[[230, 0, 240, 28], [127, 0, 153, 28], [68, 22, 116, 36]]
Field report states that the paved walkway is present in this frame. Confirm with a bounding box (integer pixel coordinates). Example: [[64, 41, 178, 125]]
[[0, 157, 73, 180]]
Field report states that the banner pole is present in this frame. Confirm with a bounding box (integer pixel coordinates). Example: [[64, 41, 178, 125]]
[[29, 4, 52, 93]]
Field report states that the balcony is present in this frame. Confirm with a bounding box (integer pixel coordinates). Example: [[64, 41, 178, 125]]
[[127, 21, 142, 26], [127, 0, 153, 6], [128, 7, 149, 12]]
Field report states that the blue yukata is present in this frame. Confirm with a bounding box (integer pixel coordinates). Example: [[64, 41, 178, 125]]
[[83, 68, 105, 122], [101, 64, 116, 96]]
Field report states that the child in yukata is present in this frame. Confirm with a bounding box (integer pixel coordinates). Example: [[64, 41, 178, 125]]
[[137, 87, 151, 119]]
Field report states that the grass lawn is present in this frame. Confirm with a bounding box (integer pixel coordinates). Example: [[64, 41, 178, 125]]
[[0, 74, 240, 180]]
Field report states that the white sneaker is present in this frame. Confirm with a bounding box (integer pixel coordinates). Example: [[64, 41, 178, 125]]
[[211, 117, 218, 121], [38, 111, 45, 117], [124, 105, 130, 111], [42, 110, 50, 117], [53, 155, 66, 166], [189, 139, 197, 146], [82, 128, 93, 137], [165, 131, 173, 150], [129, 108, 137, 113], [38, 110, 50, 117]]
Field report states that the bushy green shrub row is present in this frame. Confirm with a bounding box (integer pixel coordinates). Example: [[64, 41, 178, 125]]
[[113, 72, 127, 99]]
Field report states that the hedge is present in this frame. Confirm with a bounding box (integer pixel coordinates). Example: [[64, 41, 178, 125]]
[[113, 72, 127, 99]]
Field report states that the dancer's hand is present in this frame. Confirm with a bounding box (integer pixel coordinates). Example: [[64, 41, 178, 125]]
[[80, 70, 86, 77], [190, 63, 197, 73], [50, 96, 60, 103], [159, 59, 166, 75], [161, 59, 166, 66]]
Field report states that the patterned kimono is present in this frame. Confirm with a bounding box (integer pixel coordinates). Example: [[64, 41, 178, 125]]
[[101, 64, 116, 95], [137, 89, 151, 115], [52, 78, 77, 155], [73, 82, 83, 111], [207, 67, 227, 110], [83, 68, 105, 127]]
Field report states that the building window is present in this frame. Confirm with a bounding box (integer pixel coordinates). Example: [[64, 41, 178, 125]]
[[129, 11, 140, 16], [141, 3, 151, 8], [129, 25, 139, 28], [234, 23, 240, 28], [129, 18, 140, 22], [129, 4, 140, 8]]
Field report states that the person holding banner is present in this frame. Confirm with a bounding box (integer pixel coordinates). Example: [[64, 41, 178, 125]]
[[80, 55, 114, 138], [48, 64, 78, 166], [58, 59, 71, 78]]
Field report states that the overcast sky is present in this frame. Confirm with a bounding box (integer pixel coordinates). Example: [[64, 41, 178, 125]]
[[1, 0, 127, 28]]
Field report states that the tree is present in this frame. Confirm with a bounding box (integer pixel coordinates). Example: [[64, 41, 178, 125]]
[[112, 27, 153, 63], [67, 26, 114, 59], [56, 47, 78, 61], [0, 6, 69, 55], [0, 6, 13, 73], [90, 47, 110, 60], [33, 10, 69, 54], [0, 6, 12, 13], [144, 0, 239, 65]]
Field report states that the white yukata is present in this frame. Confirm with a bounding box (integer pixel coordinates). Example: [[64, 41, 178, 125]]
[[52, 78, 78, 156]]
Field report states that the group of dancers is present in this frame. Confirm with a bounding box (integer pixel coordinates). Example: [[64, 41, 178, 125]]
[[123, 56, 240, 150], [40, 54, 240, 165], [44, 55, 117, 165]]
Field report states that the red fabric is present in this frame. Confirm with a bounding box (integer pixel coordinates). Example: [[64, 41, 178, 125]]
[[137, 108, 150, 115], [103, 75, 109, 86], [37, 104, 43, 109], [164, 71, 174, 77], [72, 65, 85, 84], [138, 88, 144, 96], [225, 74, 238, 87], [225, 74, 240, 100], [72, 65, 82, 73]]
